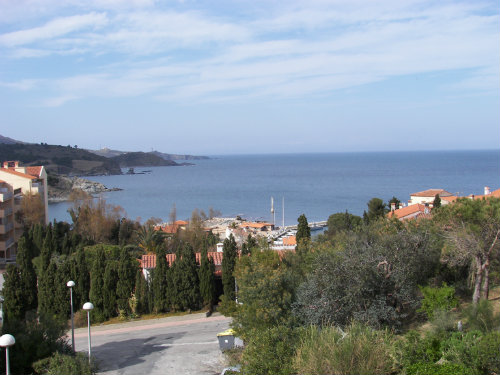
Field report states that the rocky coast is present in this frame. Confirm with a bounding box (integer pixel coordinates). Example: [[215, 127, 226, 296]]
[[48, 175, 121, 202]]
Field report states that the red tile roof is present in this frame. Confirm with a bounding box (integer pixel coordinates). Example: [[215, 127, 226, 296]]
[[141, 251, 224, 269], [240, 222, 273, 229], [387, 204, 430, 220], [282, 236, 296, 246], [410, 189, 453, 197], [25, 166, 43, 177], [0, 168, 36, 180]]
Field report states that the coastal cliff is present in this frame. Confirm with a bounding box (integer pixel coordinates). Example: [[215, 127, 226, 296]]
[[48, 175, 121, 202]]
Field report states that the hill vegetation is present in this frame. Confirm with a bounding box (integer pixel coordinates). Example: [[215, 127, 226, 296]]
[[109, 151, 181, 167]]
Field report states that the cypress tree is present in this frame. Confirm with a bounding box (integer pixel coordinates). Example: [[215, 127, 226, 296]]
[[89, 247, 106, 321], [54, 260, 72, 317], [296, 214, 311, 243], [152, 247, 168, 313], [102, 261, 118, 319], [2, 265, 24, 322], [222, 234, 237, 301], [433, 194, 442, 208], [177, 243, 200, 310], [116, 248, 137, 313], [32, 223, 44, 255], [74, 247, 90, 309], [199, 242, 216, 308], [38, 261, 57, 315], [16, 235, 38, 312], [134, 269, 150, 315]]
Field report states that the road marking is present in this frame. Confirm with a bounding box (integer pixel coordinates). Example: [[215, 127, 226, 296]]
[[157, 341, 219, 347]]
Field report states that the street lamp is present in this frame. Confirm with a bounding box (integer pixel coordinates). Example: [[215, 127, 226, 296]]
[[0, 334, 15, 375], [67, 281, 75, 352], [82, 302, 94, 364]]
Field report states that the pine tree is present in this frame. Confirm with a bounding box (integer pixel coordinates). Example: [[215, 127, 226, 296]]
[[16, 235, 38, 312], [152, 247, 168, 313], [116, 248, 138, 313], [89, 247, 106, 321], [177, 243, 200, 310], [222, 234, 237, 301], [199, 242, 216, 308], [102, 262, 118, 319], [296, 214, 311, 243]]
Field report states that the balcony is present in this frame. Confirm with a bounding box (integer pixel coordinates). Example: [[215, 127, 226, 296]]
[[0, 207, 13, 217], [0, 223, 13, 234], [0, 237, 14, 251], [0, 191, 13, 202]]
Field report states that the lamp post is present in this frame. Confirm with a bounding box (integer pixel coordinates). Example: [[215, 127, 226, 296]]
[[82, 302, 94, 364], [0, 334, 15, 375], [67, 281, 75, 352]]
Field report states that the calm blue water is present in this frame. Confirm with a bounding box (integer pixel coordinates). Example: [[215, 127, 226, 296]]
[[49, 150, 500, 225]]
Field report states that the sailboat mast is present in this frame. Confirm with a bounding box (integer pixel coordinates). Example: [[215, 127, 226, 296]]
[[282, 197, 285, 228]]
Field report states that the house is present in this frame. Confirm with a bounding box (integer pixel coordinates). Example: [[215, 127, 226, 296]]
[[154, 220, 189, 234], [239, 222, 274, 233], [271, 235, 296, 250], [387, 204, 431, 221], [140, 251, 224, 281], [0, 161, 49, 265], [468, 186, 500, 200], [408, 189, 453, 206]]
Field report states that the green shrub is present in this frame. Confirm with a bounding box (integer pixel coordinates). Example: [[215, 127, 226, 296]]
[[441, 331, 482, 370], [394, 330, 443, 369], [241, 325, 301, 375], [294, 322, 393, 375], [418, 284, 458, 319], [463, 299, 499, 333], [405, 362, 478, 375], [33, 352, 96, 375], [429, 309, 458, 334], [475, 332, 500, 374]]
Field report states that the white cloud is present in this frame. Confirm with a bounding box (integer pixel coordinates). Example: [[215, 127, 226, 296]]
[[0, 12, 108, 47]]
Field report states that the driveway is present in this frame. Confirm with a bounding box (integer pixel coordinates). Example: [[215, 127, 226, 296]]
[[73, 313, 231, 375]]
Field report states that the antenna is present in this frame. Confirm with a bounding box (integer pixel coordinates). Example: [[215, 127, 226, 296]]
[[282, 196, 285, 229], [271, 196, 275, 225]]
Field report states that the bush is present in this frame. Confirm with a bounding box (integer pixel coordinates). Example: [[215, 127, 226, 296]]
[[463, 300, 499, 333], [405, 362, 478, 375], [418, 284, 458, 319], [440, 331, 482, 370], [475, 332, 500, 374], [73, 309, 89, 328], [393, 330, 442, 369], [33, 352, 96, 375], [241, 325, 301, 375], [294, 322, 393, 375]]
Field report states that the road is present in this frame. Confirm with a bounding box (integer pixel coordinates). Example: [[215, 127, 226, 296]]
[[73, 313, 231, 375]]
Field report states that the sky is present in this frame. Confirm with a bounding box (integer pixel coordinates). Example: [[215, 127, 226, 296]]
[[0, 0, 498, 155]]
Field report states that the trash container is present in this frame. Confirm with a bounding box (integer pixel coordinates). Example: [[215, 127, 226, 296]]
[[217, 329, 236, 351]]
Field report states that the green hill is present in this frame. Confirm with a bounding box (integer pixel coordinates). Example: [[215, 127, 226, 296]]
[[110, 152, 180, 167]]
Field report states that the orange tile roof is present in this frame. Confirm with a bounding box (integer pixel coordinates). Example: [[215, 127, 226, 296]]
[[441, 196, 459, 202], [25, 166, 43, 177], [240, 222, 273, 228], [387, 204, 430, 220], [282, 236, 296, 246], [0, 168, 36, 180], [410, 189, 453, 197], [141, 251, 225, 269], [174, 220, 189, 225]]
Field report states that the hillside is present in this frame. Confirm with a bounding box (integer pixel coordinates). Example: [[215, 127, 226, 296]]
[[88, 147, 209, 161], [0, 134, 24, 144], [110, 152, 181, 167], [0, 143, 122, 176]]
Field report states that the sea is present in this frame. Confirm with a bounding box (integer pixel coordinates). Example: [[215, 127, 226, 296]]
[[49, 150, 500, 226]]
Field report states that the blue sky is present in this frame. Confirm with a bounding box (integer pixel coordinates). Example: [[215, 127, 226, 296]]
[[0, 0, 498, 155]]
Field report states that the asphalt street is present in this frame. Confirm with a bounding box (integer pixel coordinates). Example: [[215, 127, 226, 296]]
[[73, 313, 231, 375]]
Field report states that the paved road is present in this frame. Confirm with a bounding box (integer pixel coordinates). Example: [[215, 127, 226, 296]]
[[73, 313, 231, 375]]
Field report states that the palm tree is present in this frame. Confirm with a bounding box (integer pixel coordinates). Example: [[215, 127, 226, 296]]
[[135, 225, 166, 254]]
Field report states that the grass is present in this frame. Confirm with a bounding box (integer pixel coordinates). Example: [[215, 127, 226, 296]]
[[97, 309, 207, 326]]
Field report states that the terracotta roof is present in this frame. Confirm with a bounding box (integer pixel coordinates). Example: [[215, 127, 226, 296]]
[[387, 204, 430, 220], [174, 220, 189, 225], [239, 222, 273, 229], [441, 196, 459, 202], [410, 189, 453, 197], [0, 168, 36, 180], [282, 236, 296, 246], [25, 166, 43, 177], [141, 251, 225, 269]]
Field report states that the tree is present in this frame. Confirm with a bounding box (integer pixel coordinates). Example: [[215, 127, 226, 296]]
[[222, 234, 238, 301], [152, 247, 169, 313], [2, 265, 25, 322], [433, 194, 441, 208], [175, 243, 201, 310], [199, 242, 216, 308], [134, 269, 150, 315], [388, 196, 401, 210], [326, 211, 362, 236], [366, 198, 386, 223], [16, 235, 38, 313], [102, 262, 118, 319], [296, 214, 311, 244], [116, 248, 138, 313], [436, 197, 500, 304], [135, 225, 165, 254], [73, 247, 90, 309], [89, 247, 106, 322], [18, 192, 45, 228]]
